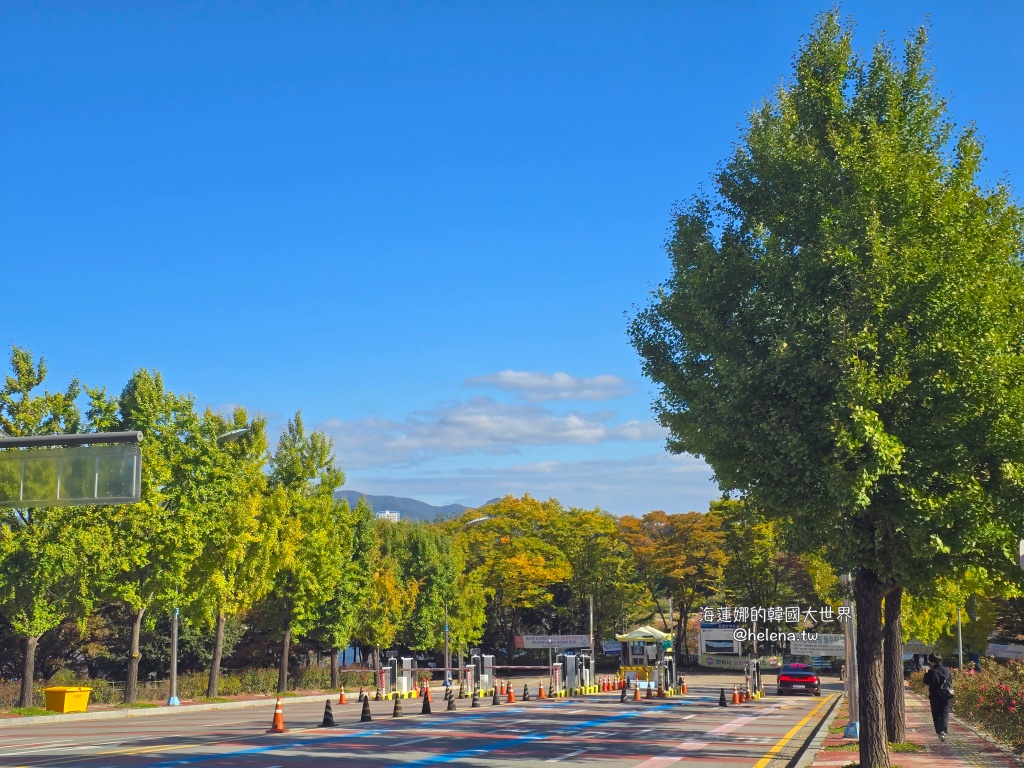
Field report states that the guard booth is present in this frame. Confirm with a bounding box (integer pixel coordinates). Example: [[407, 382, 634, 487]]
[[616, 626, 673, 690]]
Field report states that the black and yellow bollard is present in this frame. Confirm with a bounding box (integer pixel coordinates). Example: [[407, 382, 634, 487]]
[[360, 697, 372, 722], [471, 689, 481, 708], [393, 696, 404, 718], [421, 691, 432, 714], [492, 686, 501, 705], [719, 688, 728, 707], [523, 684, 530, 701], [447, 693, 457, 711]]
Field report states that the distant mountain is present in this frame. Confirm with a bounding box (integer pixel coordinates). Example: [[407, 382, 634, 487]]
[[333, 491, 470, 522]]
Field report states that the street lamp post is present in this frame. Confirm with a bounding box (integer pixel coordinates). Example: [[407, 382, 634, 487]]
[[167, 426, 251, 707], [444, 599, 451, 686]]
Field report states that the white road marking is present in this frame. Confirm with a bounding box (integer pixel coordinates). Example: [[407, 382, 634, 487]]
[[547, 748, 591, 762], [201, 719, 252, 727], [709, 716, 757, 734], [392, 735, 440, 747]]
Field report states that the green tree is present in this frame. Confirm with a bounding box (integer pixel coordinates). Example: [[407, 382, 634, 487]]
[[310, 498, 369, 689], [0, 352, 110, 708], [265, 412, 347, 693], [172, 408, 279, 698], [710, 500, 824, 611], [549, 507, 644, 649], [630, 14, 1024, 765], [86, 370, 202, 703]]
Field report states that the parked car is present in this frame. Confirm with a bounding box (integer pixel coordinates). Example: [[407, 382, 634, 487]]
[[776, 663, 821, 696]]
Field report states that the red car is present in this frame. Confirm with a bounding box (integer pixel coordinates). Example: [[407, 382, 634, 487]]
[[776, 663, 821, 696]]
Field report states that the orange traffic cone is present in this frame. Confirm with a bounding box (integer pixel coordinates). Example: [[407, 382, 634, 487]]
[[500, 680, 506, 696], [266, 696, 287, 733], [646, 682, 653, 699], [620, 676, 626, 690], [538, 681, 547, 700], [633, 682, 641, 701], [681, 677, 688, 694], [507, 684, 516, 704], [339, 685, 347, 705], [732, 684, 741, 704], [603, 677, 609, 692], [426, 682, 433, 703]]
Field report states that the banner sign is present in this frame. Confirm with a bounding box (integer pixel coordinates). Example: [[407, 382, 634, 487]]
[[790, 634, 846, 657], [904, 640, 934, 654], [700, 654, 780, 669], [601, 640, 621, 655], [988, 643, 1024, 660], [514, 634, 590, 650]]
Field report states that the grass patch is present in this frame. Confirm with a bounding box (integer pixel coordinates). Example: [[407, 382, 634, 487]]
[[824, 743, 920, 755], [829, 723, 848, 733], [7, 707, 53, 716], [119, 702, 159, 709], [889, 742, 924, 753], [197, 697, 231, 703], [279, 692, 301, 698]]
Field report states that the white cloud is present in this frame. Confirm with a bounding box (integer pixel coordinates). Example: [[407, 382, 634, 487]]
[[344, 452, 720, 516], [318, 396, 665, 469], [465, 370, 632, 402]]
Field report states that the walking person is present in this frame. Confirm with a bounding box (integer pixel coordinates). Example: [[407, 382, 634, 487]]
[[923, 652, 954, 741]]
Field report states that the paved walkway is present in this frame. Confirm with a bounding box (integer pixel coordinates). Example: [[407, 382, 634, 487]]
[[810, 690, 1021, 767]]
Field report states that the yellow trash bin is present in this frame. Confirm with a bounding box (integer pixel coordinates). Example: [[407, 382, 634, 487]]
[[43, 686, 92, 713]]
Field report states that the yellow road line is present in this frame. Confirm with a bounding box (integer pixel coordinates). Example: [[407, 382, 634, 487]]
[[752, 694, 836, 768], [97, 741, 202, 756]]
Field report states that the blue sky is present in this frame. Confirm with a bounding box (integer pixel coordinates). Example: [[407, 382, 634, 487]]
[[3, 2, 1022, 514]]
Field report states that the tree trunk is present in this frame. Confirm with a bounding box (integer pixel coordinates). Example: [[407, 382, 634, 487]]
[[207, 611, 226, 699], [277, 622, 292, 694], [855, 568, 890, 768], [124, 605, 146, 704], [508, 607, 522, 664], [19, 635, 39, 709], [884, 587, 906, 743], [330, 648, 339, 689]]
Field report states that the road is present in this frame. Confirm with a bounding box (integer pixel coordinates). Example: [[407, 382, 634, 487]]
[[0, 679, 840, 768]]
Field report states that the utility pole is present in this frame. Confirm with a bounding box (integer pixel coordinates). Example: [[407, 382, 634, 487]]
[[957, 607, 964, 670]]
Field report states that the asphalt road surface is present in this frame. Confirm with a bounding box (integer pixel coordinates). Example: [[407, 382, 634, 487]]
[[0, 681, 840, 768]]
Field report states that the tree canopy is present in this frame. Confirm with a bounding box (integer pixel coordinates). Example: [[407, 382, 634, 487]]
[[630, 12, 1024, 767]]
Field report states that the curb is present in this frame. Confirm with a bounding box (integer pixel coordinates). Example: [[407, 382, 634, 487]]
[[0, 693, 336, 729], [794, 693, 844, 767]]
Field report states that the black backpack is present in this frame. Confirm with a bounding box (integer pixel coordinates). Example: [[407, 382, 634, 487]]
[[937, 669, 954, 701]]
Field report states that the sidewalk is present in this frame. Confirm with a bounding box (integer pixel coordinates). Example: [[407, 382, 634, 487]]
[[810, 690, 1022, 767]]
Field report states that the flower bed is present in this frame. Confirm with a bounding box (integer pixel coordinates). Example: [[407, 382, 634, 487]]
[[909, 659, 1024, 752]]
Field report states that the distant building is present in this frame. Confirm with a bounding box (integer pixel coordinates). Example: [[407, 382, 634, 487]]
[[376, 510, 400, 523]]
